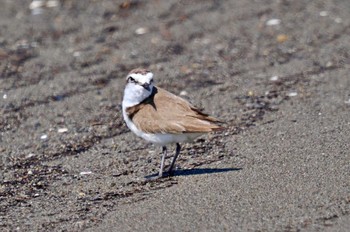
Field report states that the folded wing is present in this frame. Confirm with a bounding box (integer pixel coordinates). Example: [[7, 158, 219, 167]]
[[126, 87, 223, 134]]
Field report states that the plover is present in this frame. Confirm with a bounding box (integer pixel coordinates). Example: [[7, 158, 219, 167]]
[[122, 68, 223, 178]]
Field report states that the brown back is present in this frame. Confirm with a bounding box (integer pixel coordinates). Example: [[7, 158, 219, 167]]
[[126, 87, 223, 134]]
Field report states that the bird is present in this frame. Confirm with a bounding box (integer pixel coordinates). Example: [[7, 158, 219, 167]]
[[122, 68, 223, 178]]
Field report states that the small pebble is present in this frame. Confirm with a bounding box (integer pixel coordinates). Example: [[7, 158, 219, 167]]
[[58, 128, 68, 133], [78, 192, 86, 197], [29, 0, 45, 15], [276, 34, 288, 43], [266, 19, 281, 26], [135, 27, 148, 35], [3, 94, 7, 99], [73, 51, 81, 57], [344, 99, 350, 104], [334, 17, 342, 23], [80, 171, 93, 175], [180, 91, 188, 96], [287, 92, 298, 97], [29, 0, 45, 10], [40, 134, 48, 140], [270, 76, 279, 81], [26, 153, 36, 159], [319, 11, 328, 17], [326, 61, 333, 67]]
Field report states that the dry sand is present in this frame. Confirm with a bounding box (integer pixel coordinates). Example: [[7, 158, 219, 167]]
[[1, 0, 349, 231]]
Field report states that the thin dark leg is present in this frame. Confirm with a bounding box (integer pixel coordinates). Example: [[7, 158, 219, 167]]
[[168, 143, 181, 175], [158, 146, 167, 177]]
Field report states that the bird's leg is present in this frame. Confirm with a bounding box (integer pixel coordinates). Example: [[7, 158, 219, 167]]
[[158, 146, 167, 177], [168, 143, 181, 175]]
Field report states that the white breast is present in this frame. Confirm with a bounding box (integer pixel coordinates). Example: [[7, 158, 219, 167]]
[[122, 107, 203, 146]]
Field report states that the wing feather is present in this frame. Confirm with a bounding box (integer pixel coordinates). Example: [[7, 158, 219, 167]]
[[126, 87, 223, 134]]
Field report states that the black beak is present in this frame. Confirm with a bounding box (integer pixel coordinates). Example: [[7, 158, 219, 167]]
[[141, 83, 151, 91]]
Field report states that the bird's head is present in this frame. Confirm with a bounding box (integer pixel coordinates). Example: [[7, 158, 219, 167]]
[[122, 68, 155, 107]]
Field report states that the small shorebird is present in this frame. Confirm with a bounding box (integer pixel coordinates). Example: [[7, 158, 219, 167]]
[[122, 68, 223, 178]]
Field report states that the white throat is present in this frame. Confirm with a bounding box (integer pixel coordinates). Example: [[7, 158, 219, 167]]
[[122, 83, 153, 108]]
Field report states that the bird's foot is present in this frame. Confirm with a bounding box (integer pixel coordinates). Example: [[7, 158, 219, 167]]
[[145, 171, 169, 181], [167, 165, 180, 176]]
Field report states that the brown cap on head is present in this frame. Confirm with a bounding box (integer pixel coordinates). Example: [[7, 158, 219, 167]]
[[128, 68, 150, 76]]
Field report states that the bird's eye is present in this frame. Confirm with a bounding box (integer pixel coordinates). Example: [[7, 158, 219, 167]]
[[128, 77, 136, 83], [150, 79, 154, 83]]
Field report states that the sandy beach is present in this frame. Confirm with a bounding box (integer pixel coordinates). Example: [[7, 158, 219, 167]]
[[1, 0, 349, 231]]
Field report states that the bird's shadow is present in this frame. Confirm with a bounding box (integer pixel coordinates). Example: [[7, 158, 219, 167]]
[[145, 167, 241, 179], [174, 167, 241, 176]]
